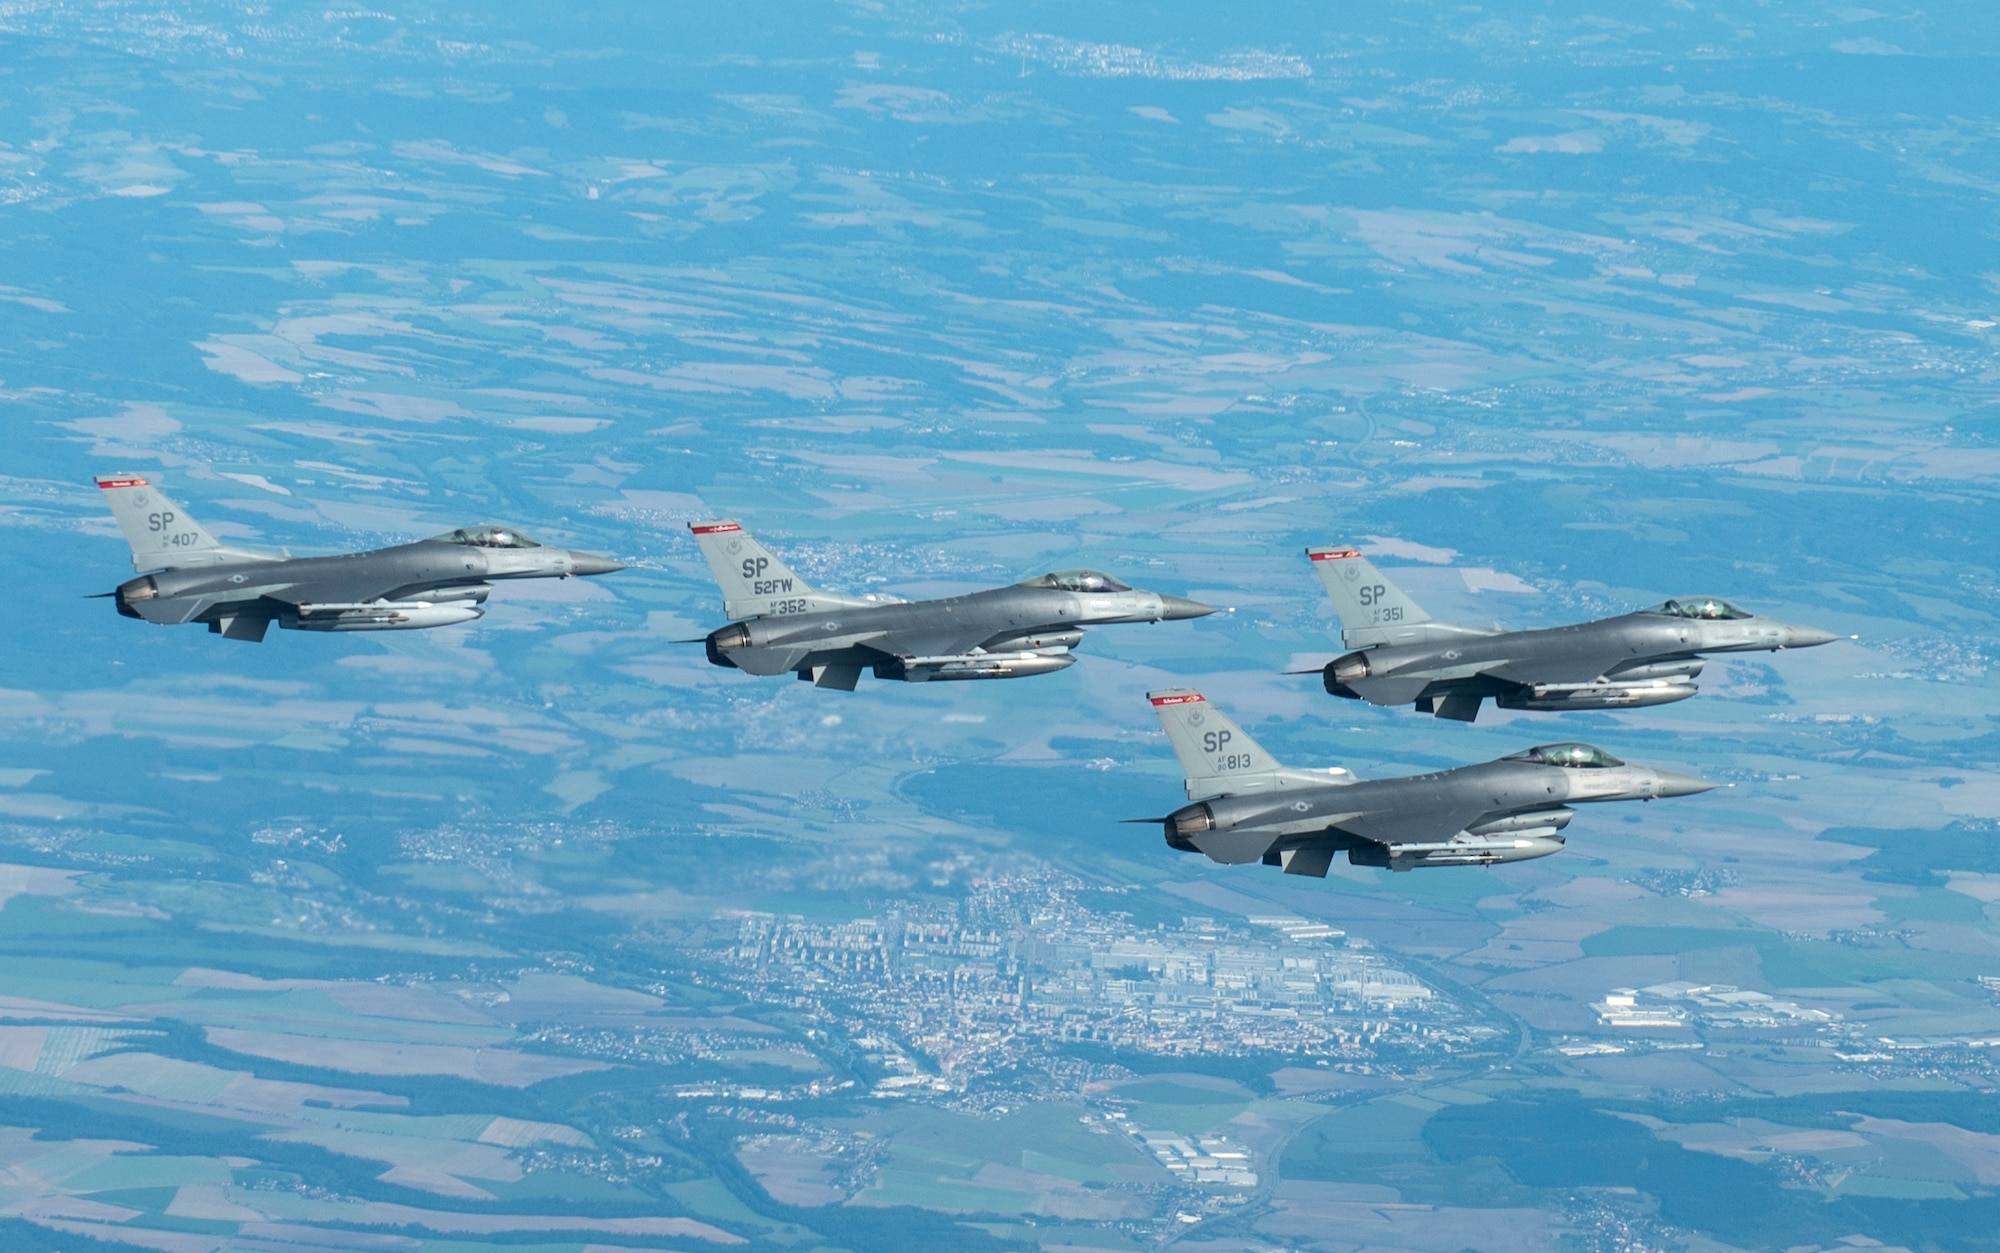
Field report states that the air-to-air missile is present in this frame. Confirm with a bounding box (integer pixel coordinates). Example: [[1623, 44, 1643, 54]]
[[685, 519, 1214, 689], [95, 473, 624, 641], [1302, 547, 1839, 721], [1138, 689, 1713, 875]]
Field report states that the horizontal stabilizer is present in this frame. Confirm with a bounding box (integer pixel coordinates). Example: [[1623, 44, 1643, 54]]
[[1346, 674, 1435, 708], [1187, 826, 1280, 866]]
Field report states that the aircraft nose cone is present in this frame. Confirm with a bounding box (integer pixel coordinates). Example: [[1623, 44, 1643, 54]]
[[1651, 769, 1715, 798], [1158, 595, 1218, 621], [568, 551, 627, 577], [1781, 624, 1839, 648]]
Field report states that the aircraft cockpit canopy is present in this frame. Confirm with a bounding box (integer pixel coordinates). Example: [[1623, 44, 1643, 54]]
[[434, 525, 542, 549], [1505, 742, 1626, 769], [1022, 570, 1132, 594], [1650, 597, 1751, 620]]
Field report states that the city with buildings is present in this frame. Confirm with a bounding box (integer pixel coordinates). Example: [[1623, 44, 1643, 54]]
[[673, 868, 1489, 1100]]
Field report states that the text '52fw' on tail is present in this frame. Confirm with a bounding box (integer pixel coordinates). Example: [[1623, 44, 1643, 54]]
[[95, 474, 624, 642], [687, 518, 1215, 690], [1141, 688, 1713, 875], [1303, 544, 1839, 722]]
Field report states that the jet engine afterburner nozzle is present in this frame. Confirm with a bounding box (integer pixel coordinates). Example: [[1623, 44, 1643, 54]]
[[1169, 804, 1215, 848], [1324, 651, 1370, 698], [707, 623, 752, 668], [113, 575, 159, 620]]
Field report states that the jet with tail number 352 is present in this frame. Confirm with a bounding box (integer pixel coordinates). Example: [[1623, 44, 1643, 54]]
[[686, 519, 1214, 689], [1303, 547, 1838, 722]]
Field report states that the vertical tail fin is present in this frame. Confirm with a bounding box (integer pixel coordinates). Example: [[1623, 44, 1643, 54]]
[[1148, 689, 1282, 798], [689, 520, 869, 620], [96, 474, 229, 571], [1306, 546, 1435, 648]]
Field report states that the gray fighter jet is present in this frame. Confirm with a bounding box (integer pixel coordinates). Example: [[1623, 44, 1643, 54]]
[[1305, 547, 1838, 721], [1142, 688, 1712, 874], [96, 473, 624, 641], [687, 519, 1214, 688]]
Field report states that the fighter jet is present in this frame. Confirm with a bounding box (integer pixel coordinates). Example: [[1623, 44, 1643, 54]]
[[1141, 688, 1713, 874], [1304, 547, 1838, 721], [686, 519, 1215, 688], [95, 473, 624, 641]]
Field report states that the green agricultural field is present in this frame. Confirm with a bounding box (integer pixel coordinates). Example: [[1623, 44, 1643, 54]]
[[1283, 1095, 1438, 1178]]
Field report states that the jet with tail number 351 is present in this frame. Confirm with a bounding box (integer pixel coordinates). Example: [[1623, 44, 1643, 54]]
[[687, 519, 1215, 689], [1303, 547, 1838, 722]]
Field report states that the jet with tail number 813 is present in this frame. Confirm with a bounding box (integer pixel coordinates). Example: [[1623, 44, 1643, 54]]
[[687, 519, 1215, 689], [1304, 547, 1839, 722], [1140, 689, 1713, 875], [95, 474, 625, 641]]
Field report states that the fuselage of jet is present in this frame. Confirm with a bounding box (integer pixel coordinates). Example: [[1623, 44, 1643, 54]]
[[1325, 605, 1837, 720], [708, 582, 1211, 683], [116, 534, 623, 638], [1164, 748, 1712, 875], [689, 518, 1212, 687]]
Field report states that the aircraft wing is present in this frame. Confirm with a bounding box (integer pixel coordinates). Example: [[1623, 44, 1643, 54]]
[[1481, 643, 1639, 687], [865, 624, 1009, 661], [1335, 801, 1500, 849], [260, 574, 403, 606]]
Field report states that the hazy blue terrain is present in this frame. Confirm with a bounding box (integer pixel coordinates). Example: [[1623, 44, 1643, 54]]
[[0, 2, 1997, 1250]]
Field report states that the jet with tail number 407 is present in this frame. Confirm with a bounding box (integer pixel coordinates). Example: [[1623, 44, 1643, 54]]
[[686, 519, 1215, 688], [1140, 689, 1713, 875], [1304, 547, 1839, 722], [96, 474, 625, 641]]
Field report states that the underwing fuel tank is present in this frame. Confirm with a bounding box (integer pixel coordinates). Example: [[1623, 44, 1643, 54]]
[[981, 630, 1085, 652], [1606, 657, 1705, 682], [1465, 808, 1575, 835], [1350, 835, 1566, 871], [1496, 681, 1697, 712], [284, 603, 486, 632], [878, 652, 1077, 682]]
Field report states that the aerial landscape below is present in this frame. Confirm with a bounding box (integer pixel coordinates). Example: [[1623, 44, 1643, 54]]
[[0, 2, 1997, 1252]]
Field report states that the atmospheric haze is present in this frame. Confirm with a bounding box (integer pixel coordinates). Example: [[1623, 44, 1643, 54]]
[[0, 3, 1997, 1252]]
